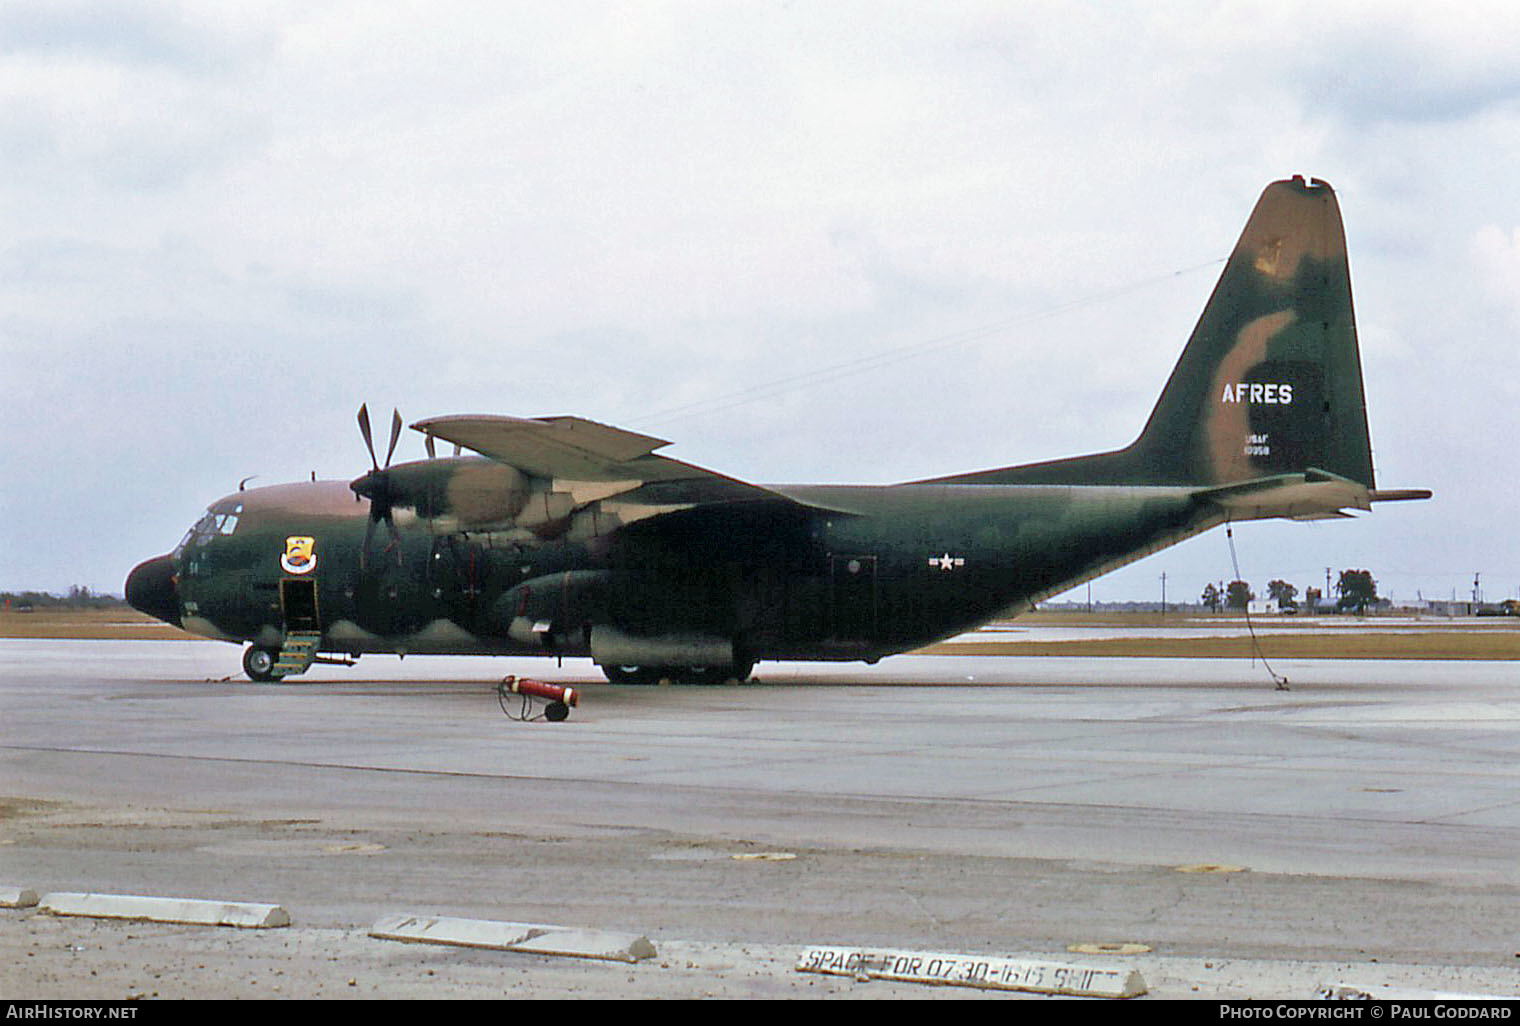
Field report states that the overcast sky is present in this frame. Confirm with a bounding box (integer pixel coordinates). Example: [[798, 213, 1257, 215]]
[[3, 1, 1518, 608]]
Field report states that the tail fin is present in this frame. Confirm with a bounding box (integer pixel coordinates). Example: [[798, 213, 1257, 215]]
[[1130, 175, 1375, 488], [933, 177, 1377, 490]]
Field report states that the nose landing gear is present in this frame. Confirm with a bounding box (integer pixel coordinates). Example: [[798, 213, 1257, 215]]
[[242, 645, 279, 682]]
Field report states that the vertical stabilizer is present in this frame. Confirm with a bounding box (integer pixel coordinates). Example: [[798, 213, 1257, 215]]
[[1131, 176, 1375, 488], [929, 177, 1378, 490]]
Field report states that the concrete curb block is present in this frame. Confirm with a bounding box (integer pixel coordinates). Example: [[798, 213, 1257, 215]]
[[798, 944, 1147, 998], [370, 914, 656, 963], [40, 892, 291, 928], [1, 887, 39, 908]]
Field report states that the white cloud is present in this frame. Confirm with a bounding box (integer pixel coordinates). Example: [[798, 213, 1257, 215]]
[[1472, 224, 1520, 324]]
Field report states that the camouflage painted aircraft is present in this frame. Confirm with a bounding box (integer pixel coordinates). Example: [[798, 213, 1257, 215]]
[[127, 177, 1428, 698]]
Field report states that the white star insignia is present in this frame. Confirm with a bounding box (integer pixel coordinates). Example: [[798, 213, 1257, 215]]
[[928, 553, 965, 571]]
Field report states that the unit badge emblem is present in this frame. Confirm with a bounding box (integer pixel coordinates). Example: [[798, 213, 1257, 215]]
[[280, 536, 318, 575]]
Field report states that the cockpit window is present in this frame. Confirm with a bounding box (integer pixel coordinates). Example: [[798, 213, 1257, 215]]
[[173, 504, 242, 556]]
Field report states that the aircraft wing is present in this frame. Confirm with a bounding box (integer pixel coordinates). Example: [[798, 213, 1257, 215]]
[[413, 415, 676, 480], [411, 414, 857, 511]]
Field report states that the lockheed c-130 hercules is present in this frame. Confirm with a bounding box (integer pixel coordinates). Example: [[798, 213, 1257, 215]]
[[127, 177, 1428, 705]]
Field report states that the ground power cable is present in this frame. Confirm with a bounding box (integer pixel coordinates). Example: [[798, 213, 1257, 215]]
[[1226, 522, 1291, 692]]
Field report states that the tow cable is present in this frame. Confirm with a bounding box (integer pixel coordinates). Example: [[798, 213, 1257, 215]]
[[1226, 522, 1291, 692]]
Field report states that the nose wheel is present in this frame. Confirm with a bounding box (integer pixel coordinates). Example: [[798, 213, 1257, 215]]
[[242, 645, 279, 682]]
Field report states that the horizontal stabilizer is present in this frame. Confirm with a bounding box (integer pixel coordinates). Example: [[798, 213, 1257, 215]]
[[1196, 468, 1373, 521]]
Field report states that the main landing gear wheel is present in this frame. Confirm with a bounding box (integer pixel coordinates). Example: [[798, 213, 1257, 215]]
[[602, 665, 658, 686], [601, 662, 755, 686], [242, 645, 279, 682]]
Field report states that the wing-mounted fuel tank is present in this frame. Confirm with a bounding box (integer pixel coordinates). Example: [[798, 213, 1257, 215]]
[[488, 571, 745, 681], [588, 626, 738, 673]]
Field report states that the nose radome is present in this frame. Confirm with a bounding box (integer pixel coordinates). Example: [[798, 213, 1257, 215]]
[[125, 554, 181, 627]]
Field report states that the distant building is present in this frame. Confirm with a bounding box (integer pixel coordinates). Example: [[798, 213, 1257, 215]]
[[1421, 599, 1478, 617]]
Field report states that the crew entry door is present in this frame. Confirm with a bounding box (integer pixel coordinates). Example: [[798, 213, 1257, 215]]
[[280, 578, 320, 633]]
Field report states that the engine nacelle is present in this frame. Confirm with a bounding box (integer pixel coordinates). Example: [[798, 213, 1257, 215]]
[[379, 458, 531, 526]]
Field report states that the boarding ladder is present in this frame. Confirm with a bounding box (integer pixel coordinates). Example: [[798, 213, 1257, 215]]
[[272, 631, 323, 679]]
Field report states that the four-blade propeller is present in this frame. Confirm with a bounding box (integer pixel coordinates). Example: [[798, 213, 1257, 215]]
[[351, 404, 405, 568]]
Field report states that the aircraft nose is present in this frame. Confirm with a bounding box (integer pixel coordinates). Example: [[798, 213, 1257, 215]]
[[125, 554, 181, 628]]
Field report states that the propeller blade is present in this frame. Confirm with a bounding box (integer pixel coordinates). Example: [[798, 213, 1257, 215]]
[[355, 403, 407, 568], [357, 404, 378, 470], [362, 515, 377, 569], [384, 512, 402, 564], [385, 408, 402, 468]]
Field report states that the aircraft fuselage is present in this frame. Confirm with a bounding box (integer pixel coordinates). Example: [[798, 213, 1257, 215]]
[[141, 471, 1212, 676]]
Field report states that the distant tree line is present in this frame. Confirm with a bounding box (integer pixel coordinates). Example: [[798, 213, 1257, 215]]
[[1200, 570, 1379, 614], [2, 587, 125, 610]]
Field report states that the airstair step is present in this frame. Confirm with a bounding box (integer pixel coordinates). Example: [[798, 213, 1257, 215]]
[[271, 632, 323, 678]]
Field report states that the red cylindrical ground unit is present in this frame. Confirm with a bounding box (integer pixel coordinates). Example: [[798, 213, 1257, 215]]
[[505, 676, 578, 707]]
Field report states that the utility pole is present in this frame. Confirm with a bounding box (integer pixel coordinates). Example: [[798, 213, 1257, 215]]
[[1160, 573, 1167, 616]]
